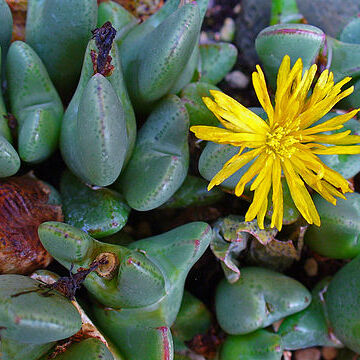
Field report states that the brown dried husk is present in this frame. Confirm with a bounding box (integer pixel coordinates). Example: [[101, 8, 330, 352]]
[[0, 173, 63, 274], [5, 0, 27, 41]]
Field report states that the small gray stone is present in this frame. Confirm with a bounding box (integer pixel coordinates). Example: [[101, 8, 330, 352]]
[[225, 70, 249, 89], [235, 0, 271, 70], [296, 0, 360, 37]]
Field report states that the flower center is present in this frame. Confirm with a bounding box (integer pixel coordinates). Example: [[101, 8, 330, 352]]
[[265, 126, 299, 159]]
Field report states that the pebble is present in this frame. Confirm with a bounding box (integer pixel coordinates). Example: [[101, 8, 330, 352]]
[[294, 348, 321, 360], [322, 347, 338, 360], [233, 4, 241, 14], [225, 71, 249, 89], [304, 257, 318, 277], [200, 31, 209, 44], [220, 17, 236, 42]]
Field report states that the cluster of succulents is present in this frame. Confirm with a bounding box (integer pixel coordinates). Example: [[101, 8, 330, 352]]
[[2, 0, 360, 359]]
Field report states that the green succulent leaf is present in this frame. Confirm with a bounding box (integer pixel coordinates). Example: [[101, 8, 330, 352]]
[[0, 275, 81, 344], [171, 291, 211, 343], [199, 42, 238, 85], [0, 135, 20, 177], [278, 277, 341, 349], [326, 253, 360, 353], [255, 24, 325, 88], [305, 192, 360, 259], [126, 3, 201, 109], [270, 0, 303, 25], [97, 0, 138, 42], [60, 170, 130, 238], [120, 95, 189, 211], [169, 45, 200, 95], [6, 41, 64, 163], [0, 337, 54, 360], [120, 0, 182, 81], [38, 221, 211, 313], [326, 38, 360, 108], [315, 114, 360, 179], [220, 329, 283, 360], [180, 81, 221, 126], [46, 338, 114, 360], [340, 18, 360, 44], [92, 315, 174, 360], [161, 174, 224, 209], [215, 267, 311, 335], [0, 0, 12, 79], [77, 73, 128, 186], [61, 39, 136, 183], [0, 51, 12, 143], [327, 37, 360, 81], [91, 222, 211, 360], [25, 0, 98, 97]]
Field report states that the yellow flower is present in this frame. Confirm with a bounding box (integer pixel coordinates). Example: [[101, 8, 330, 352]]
[[191, 55, 360, 231]]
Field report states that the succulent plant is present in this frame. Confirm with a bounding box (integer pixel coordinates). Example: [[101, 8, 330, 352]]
[[1, 0, 360, 358]]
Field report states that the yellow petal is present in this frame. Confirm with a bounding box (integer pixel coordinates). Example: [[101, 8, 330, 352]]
[[234, 152, 268, 196], [313, 145, 360, 155], [208, 148, 262, 190], [285, 64, 317, 123], [300, 109, 360, 135], [321, 163, 352, 193], [276, 54, 291, 91], [209, 90, 269, 134], [271, 157, 283, 230], [304, 130, 353, 144], [201, 97, 240, 132], [299, 84, 354, 129], [190, 126, 266, 146], [275, 57, 303, 119], [292, 147, 325, 178], [250, 155, 274, 191], [252, 66, 274, 126], [245, 166, 272, 229], [202, 97, 254, 132], [282, 159, 321, 226]]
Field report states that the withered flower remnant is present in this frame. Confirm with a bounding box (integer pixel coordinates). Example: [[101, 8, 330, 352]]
[[91, 21, 117, 77]]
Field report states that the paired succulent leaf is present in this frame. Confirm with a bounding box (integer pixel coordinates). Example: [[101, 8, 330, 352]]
[[6, 41, 63, 163], [38, 221, 211, 360], [119, 95, 189, 211], [121, 2, 201, 111], [215, 267, 311, 335], [60, 39, 134, 186]]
